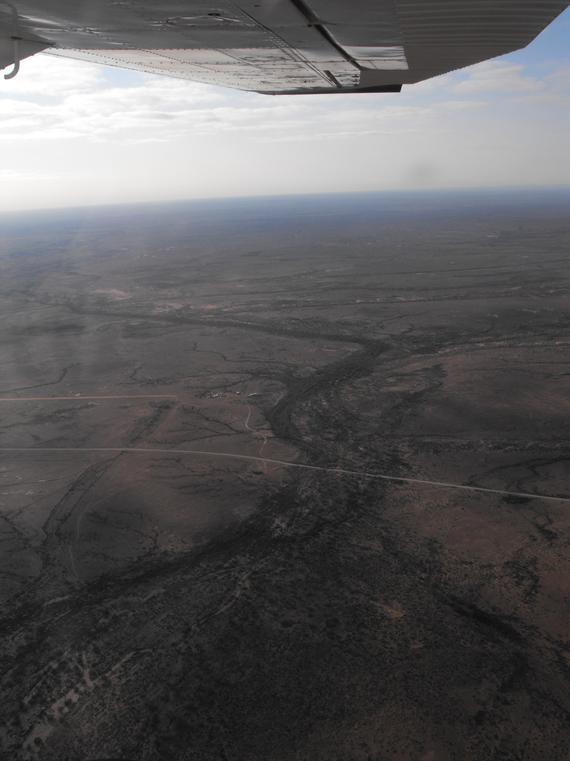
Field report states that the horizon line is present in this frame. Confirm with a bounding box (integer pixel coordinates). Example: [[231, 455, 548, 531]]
[[1, 183, 570, 218]]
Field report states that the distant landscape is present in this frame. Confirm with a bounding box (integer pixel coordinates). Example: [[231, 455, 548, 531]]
[[1, 189, 569, 760]]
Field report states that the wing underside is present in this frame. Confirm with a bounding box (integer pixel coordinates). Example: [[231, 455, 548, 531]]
[[0, 1, 567, 94]]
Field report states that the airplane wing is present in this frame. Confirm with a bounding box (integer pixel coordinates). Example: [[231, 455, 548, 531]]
[[1, 1, 567, 94]]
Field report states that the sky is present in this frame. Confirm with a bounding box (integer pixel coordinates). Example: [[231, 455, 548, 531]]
[[0, 7, 569, 212]]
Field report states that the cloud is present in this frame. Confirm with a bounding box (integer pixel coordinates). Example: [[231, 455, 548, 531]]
[[3, 53, 563, 149], [0, 168, 57, 181], [0, 41, 568, 211], [451, 61, 544, 94], [1, 53, 104, 96], [0, 55, 436, 144], [0, 54, 230, 141]]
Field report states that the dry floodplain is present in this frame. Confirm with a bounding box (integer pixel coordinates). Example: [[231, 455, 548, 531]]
[[0, 190, 569, 760]]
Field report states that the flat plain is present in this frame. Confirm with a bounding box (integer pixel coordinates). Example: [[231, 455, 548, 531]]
[[0, 190, 569, 760]]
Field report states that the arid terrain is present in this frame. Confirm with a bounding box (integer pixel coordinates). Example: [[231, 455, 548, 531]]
[[0, 190, 569, 760]]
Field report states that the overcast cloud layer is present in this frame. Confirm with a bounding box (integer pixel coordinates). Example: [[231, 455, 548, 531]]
[[0, 9, 569, 211]]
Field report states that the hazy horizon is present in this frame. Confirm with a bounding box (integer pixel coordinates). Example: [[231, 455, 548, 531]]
[[1, 183, 569, 219]]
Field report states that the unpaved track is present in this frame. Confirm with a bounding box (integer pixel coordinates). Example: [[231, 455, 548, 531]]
[[1, 446, 568, 505], [0, 395, 178, 402]]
